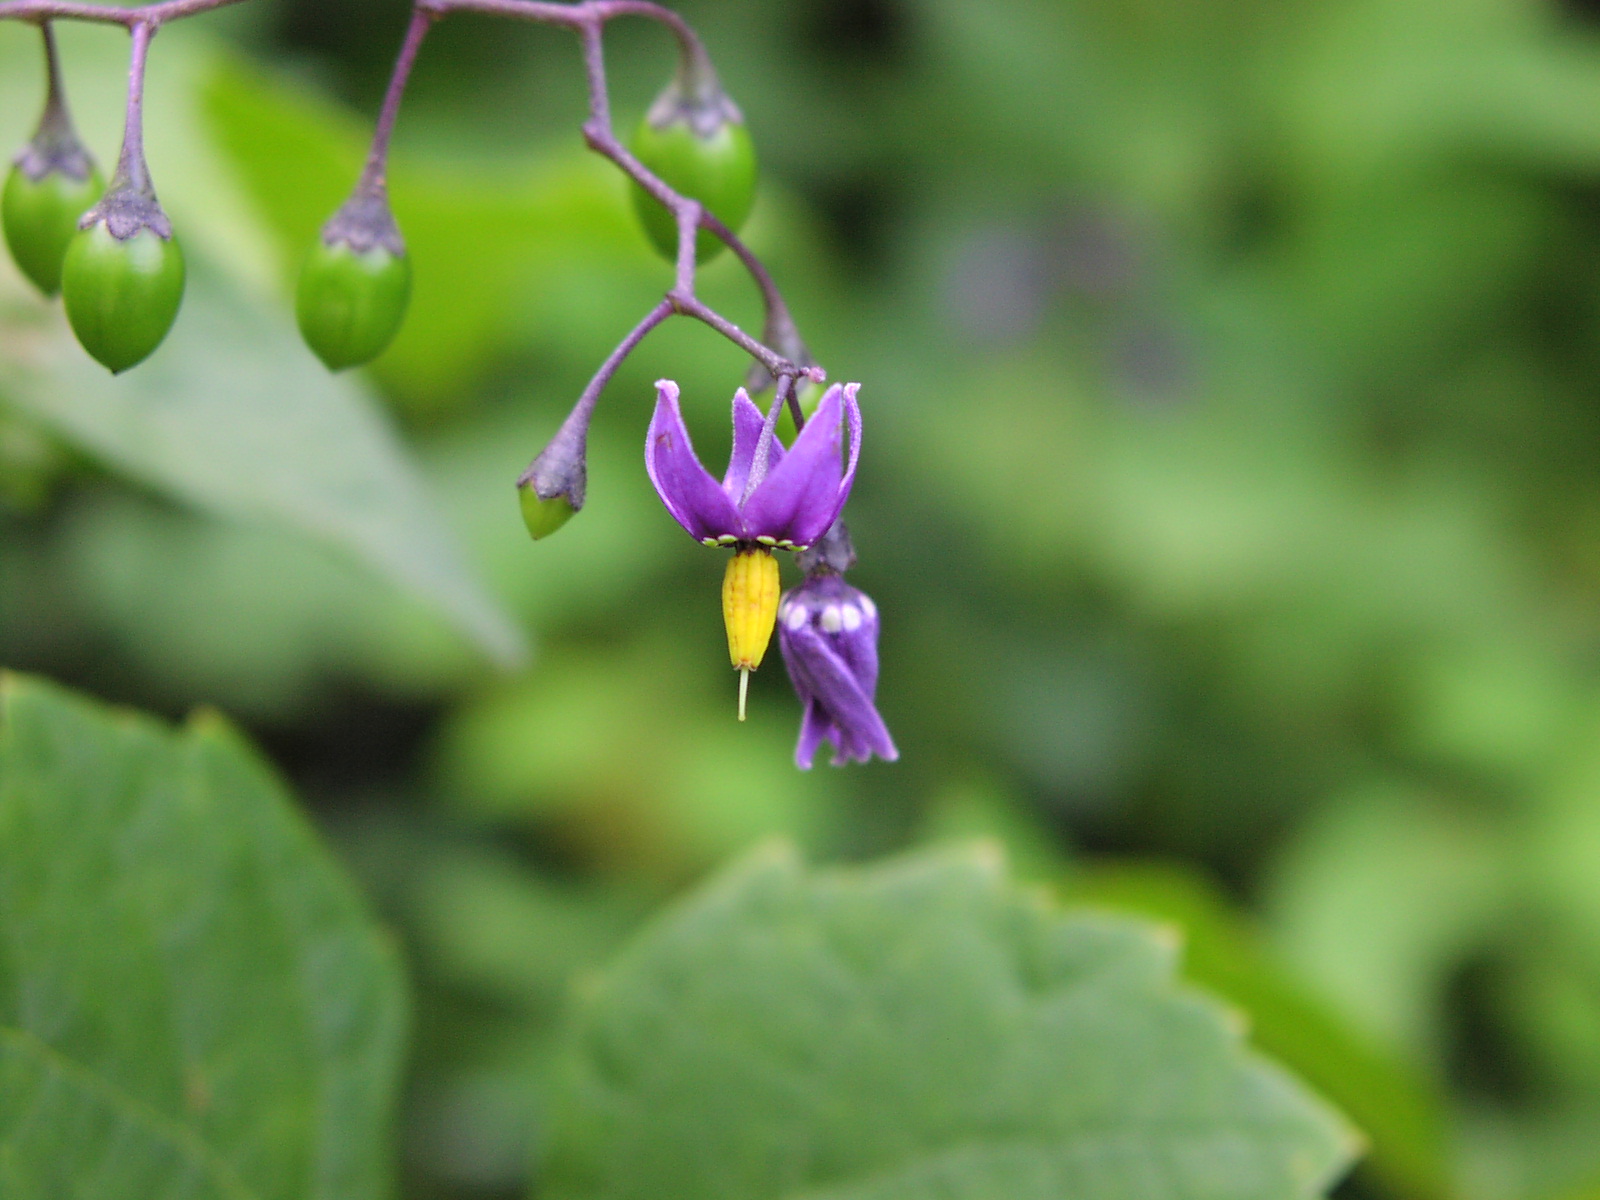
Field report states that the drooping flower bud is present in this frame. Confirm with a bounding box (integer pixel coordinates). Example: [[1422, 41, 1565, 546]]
[[517, 406, 589, 541], [778, 571, 897, 768]]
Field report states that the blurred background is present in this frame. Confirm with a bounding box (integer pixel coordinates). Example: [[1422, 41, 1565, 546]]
[[11, 0, 1600, 1197]]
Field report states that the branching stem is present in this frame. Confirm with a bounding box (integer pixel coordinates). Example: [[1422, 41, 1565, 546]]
[[0, 0, 247, 27], [403, 0, 819, 395], [2, 0, 822, 409], [359, 6, 433, 195]]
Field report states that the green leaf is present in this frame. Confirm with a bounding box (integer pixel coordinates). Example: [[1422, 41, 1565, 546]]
[[1064, 861, 1452, 1200], [0, 257, 525, 668], [544, 843, 1358, 1200], [0, 672, 408, 1200]]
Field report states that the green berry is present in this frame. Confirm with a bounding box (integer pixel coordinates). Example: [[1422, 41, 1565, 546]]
[[776, 378, 828, 445], [3, 160, 103, 296], [62, 220, 185, 374], [519, 483, 576, 540], [297, 239, 411, 371], [630, 106, 757, 265]]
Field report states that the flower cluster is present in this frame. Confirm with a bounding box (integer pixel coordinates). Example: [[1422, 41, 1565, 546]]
[[645, 380, 895, 768]]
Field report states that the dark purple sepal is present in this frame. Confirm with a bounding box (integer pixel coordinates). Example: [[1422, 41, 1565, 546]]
[[322, 182, 405, 256], [15, 120, 95, 186], [80, 183, 171, 242], [778, 573, 896, 768]]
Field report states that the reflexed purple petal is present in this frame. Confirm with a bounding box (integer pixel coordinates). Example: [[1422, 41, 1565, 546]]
[[781, 624, 896, 766], [741, 384, 851, 546], [645, 380, 742, 542], [835, 383, 862, 523], [795, 703, 837, 770], [722, 388, 784, 502]]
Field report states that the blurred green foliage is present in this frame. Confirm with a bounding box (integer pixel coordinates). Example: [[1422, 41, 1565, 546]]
[[10, 0, 1600, 1196], [0, 673, 407, 1199]]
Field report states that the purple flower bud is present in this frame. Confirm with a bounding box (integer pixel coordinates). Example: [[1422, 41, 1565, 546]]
[[645, 380, 860, 550], [778, 573, 897, 768]]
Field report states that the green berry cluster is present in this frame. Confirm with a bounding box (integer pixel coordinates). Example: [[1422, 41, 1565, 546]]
[[4, 29, 759, 394]]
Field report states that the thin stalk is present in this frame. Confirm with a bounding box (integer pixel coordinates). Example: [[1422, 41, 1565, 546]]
[[358, 6, 433, 194], [112, 20, 154, 193]]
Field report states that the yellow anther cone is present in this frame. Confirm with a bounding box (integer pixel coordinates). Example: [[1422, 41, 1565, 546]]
[[722, 547, 780, 719]]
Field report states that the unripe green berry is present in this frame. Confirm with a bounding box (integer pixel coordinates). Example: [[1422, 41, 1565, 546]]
[[62, 220, 185, 374], [3, 160, 103, 296], [776, 378, 828, 446], [297, 239, 411, 371], [519, 483, 576, 540], [629, 87, 757, 265]]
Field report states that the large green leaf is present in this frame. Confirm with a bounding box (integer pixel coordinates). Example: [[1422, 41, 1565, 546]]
[[1064, 861, 1452, 1200], [544, 843, 1358, 1200], [0, 672, 408, 1200]]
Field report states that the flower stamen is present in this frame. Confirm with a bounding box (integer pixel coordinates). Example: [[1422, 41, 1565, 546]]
[[722, 547, 780, 719]]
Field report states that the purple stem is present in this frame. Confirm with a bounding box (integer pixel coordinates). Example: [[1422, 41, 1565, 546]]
[[40, 21, 64, 115], [359, 6, 433, 194], [414, 0, 815, 390], [112, 20, 154, 192], [518, 298, 674, 490], [0, 0, 249, 26], [23, 21, 85, 161], [579, 20, 611, 131], [785, 373, 806, 432]]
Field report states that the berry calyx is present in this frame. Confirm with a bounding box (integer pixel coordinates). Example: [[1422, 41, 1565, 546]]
[[629, 70, 757, 265], [297, 187, 411, 371], [61, 187, 184, 374]]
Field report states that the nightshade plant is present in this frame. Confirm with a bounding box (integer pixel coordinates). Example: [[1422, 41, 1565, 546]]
[[0, 0, 892, 767], [0, 8, 1372, 1199]]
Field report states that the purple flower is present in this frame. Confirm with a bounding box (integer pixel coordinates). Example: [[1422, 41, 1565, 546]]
[[778, 572, 898, 768], [645, 380, 860, 550]]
